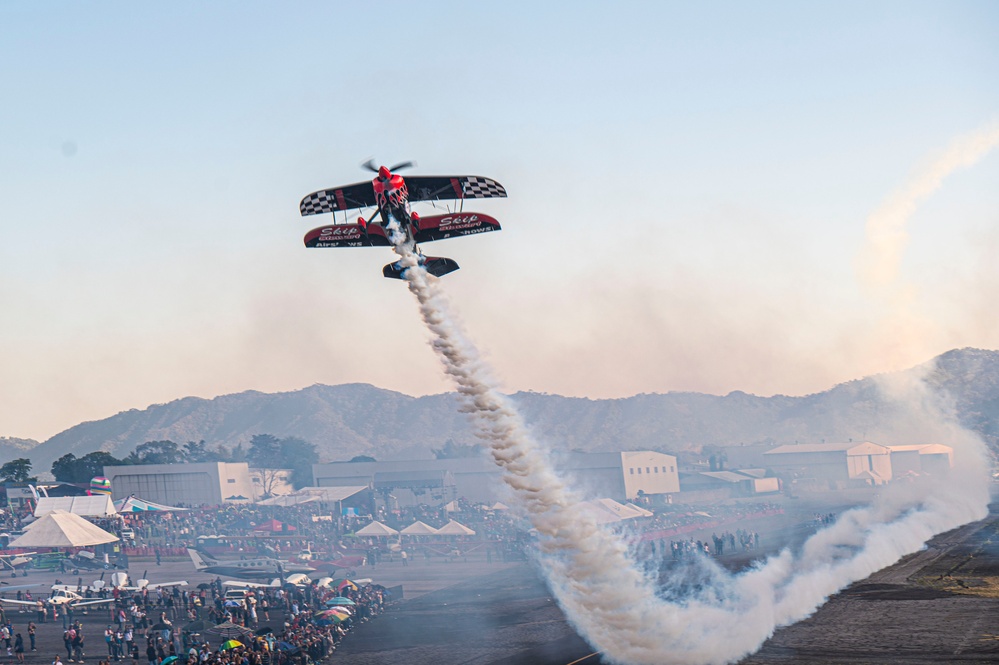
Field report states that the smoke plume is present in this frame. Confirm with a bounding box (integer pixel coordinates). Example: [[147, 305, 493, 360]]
[[857, 121, 999, 289], [386, 219, 989, 664]]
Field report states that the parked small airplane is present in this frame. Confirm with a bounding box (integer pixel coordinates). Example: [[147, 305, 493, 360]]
[[53, 571, 187, 594], [187, 548, 313, 580], [221, 572, 313, 589], [0, 552, 35, 577], [0, 587, 114, 609]]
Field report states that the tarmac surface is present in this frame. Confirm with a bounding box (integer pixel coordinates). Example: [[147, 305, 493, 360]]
[[4, 496, 999, 665], [335, 497, 999, 665]]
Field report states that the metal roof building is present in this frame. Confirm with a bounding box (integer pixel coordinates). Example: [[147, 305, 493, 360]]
[[313, 451, 680, 506], [764, 441, 892, 486]]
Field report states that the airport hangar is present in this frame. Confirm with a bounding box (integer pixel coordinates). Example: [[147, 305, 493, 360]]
[[103, 462, 260, 506], [762, 441, 953, 487], [312, 451, 680, 506]]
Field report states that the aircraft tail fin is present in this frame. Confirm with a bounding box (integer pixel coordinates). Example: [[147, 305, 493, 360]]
[[187, 548, 215, 571], [383, 257, 460, 280]]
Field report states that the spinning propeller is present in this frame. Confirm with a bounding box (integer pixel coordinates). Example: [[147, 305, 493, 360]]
[[362, 159, 416, 175]]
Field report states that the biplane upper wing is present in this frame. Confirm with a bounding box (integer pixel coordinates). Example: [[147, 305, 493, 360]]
[[300, 181, 377, 216], [404, 176, 507, 202]]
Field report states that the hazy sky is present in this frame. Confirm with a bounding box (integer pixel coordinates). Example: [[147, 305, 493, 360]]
[[1, 1, 998, 442]]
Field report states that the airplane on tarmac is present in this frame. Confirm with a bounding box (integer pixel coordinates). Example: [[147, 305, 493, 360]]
[[187, 548, 313, 580], [221, 572, 313, 589], [299, 160, 506, 279], [0, 586, 115, 610], [0, 552, 36, 577], [53, 571, 188, 594]]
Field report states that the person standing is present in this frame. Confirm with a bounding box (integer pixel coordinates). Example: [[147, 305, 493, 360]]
[[13, 634, 23, 664], [27, 624, 35, 652], [72, 628, 85, 664]]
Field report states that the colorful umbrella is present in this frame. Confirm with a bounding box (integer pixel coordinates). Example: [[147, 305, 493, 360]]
[[220, 640, 244, 651], [334, 579, 358, 592], [326, 597, 355, 606]]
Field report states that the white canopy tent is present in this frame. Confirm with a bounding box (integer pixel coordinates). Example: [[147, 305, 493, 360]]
[[436, 520, 476, 536], [115, 496, 188, 512], [578, 498, 652, 524], [257, 486, 368, 507], [9, 511, 119, 548], [354, 521, 399, 537], [34, 495, 117, 517], [400, 521, 439, 536]]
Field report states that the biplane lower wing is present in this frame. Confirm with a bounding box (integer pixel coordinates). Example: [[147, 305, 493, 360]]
[[413, 212, 501, 243], [304, 224, 391, 248]]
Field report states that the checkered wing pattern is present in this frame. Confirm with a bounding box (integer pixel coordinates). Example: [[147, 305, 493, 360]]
[[299, 182, 377, 216], [405, 176, 507, 202], [460, 176, 507, 199], [300, 189, 339, 216]]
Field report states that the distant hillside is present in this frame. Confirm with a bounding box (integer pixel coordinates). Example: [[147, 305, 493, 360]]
[[9, 348, 999, 475], [0, 437, 39, 462]]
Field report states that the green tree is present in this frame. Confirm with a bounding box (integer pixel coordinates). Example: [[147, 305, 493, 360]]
[[247, 434, 285, 497], [51, 451, 123, 483], [125, 440, 185, 465], [0, 458, 36, 484], [245, 434, 319, 493], [349, 455, 376, 463], [183, 440, 230, 463], [280, 436, 318, 489]]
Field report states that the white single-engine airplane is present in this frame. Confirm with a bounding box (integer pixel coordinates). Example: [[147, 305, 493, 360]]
[[0, 587, 115, 609], [53, 571, 188, 594]]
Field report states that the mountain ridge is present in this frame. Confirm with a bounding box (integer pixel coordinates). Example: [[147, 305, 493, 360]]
[[7, 348, 999, 474]]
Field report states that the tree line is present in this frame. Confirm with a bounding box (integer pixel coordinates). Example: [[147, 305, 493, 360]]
[[0, 434, 318, 494]]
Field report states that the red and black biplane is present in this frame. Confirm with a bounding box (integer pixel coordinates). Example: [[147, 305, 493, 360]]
[[299, 160, 507, 279]]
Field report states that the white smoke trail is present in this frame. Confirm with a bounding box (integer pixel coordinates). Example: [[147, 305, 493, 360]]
[[387, 221, 990, 664], [857, 121, 999, 289]]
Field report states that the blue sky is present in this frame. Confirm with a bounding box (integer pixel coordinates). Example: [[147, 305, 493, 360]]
[[1, 1, 998, 442]]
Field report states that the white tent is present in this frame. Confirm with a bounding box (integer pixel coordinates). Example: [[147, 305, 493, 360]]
[[578, 498, 651, 524], [436, 519, 476, 536], [258, 486, 368, 506], [34, 495, 117, 517], [443, 501, 460, 513], [400, 521, 438, 536], [115, 496, 188, 512], [354, 520, 399, 537], [488, 502, 509, 511], [8, 511, 119, 548]]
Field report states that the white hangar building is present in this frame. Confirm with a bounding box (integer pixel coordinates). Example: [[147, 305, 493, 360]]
[[763, 441, 894, 485], [312, 451, 679, 506], [103, 462, 258, 506]]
